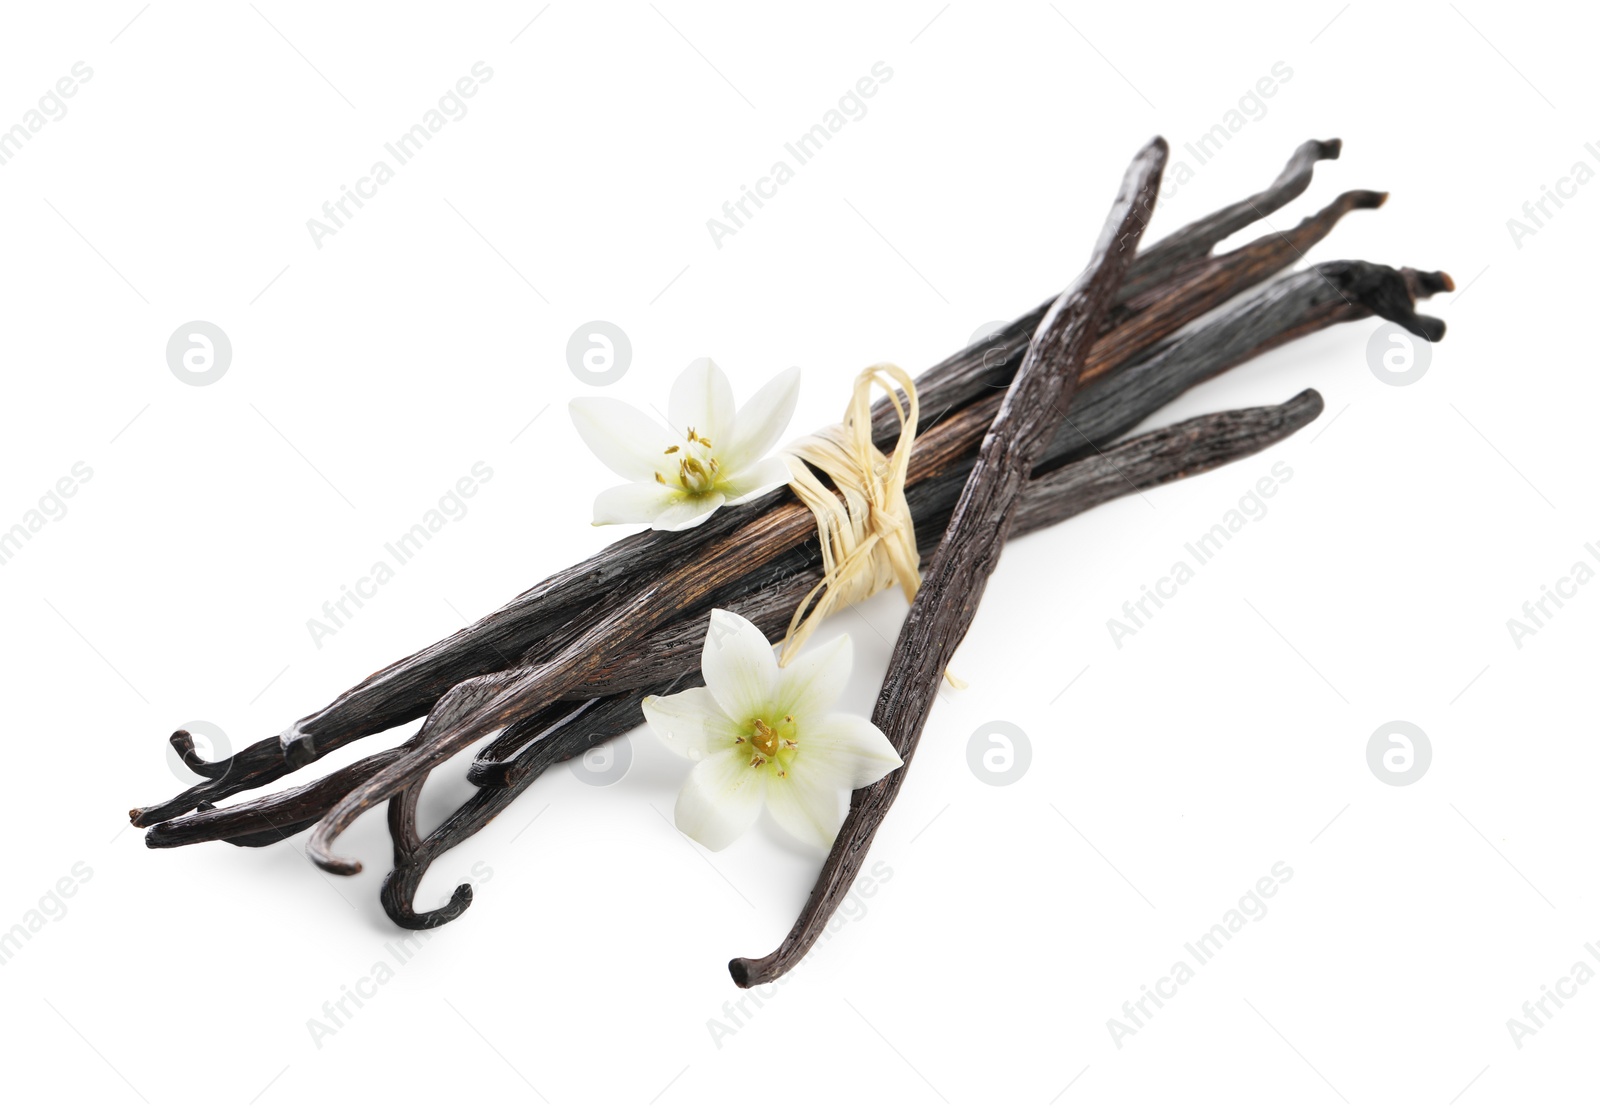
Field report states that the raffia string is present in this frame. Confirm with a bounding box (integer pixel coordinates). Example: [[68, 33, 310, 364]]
[[777, 363, 923, 666]]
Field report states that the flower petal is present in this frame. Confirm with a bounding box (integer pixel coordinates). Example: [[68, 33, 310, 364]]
[[642, 686, 738, 760], [569, 398, 676, 481], [721, 365, 801, 474], [765, 772, 845, 849], [651, 491, 725, 531], [719, 455, 793, 505], [669, 357, 735, 445], [592, 481, 681, 527], [675, 747, 766, 851], [774, 632, 852, 722], [799, 713, 902, 790], [700, 608, 778, 725]]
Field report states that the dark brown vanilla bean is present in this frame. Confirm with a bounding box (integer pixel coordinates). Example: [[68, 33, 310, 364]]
[[143, 747, 409, 849], [1012, 388, 1324, 533], [727, 136, 1169, 986], [127, 138, 1456, 961], [127, 140, 1359, 832], [1118, 139, 1340, 299]]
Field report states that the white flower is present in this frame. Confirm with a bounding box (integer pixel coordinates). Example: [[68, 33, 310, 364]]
[[642, 608, 903, 851], [569, 358, 800, 531]]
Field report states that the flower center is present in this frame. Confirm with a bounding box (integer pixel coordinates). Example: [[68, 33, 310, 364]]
[[738, 715, 799, 774], [658, 430, 719, 496]]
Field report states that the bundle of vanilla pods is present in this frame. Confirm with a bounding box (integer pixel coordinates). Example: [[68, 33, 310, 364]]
[[132, 138, 1449, 982]]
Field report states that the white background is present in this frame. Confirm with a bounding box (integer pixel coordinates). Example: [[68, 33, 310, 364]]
[[0, 2, 1593, 1105]]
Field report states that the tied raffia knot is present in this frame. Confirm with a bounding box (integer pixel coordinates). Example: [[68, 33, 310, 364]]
[[778, 363, 922, 665]]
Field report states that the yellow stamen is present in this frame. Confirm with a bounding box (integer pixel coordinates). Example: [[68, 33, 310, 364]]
[[748, 718, 781, 758]]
